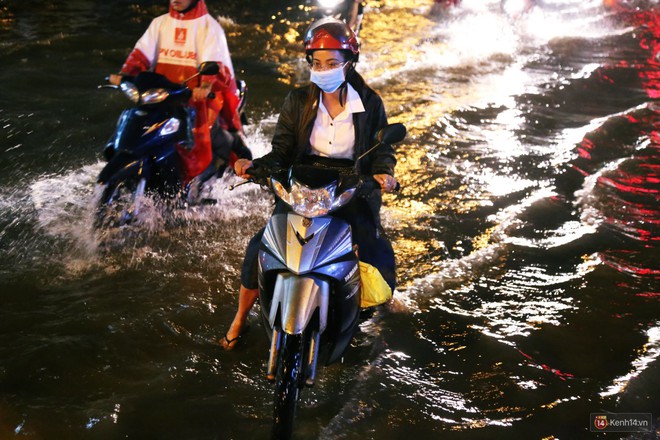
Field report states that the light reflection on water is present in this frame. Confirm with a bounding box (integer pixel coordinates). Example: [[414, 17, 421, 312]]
[[601, 324, 660, 398], [429, 263, 579, 339]]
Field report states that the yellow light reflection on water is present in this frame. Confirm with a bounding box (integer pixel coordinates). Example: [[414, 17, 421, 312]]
[[360, 8, 437, 78]]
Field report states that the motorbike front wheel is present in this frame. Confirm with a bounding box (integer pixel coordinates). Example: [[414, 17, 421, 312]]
[[272, 333, 305, 440], [94, 178, 146, 229]]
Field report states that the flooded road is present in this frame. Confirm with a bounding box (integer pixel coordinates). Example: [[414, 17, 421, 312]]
[[0, 0, 658, 438]]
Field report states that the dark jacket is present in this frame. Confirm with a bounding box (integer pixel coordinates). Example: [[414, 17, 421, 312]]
[[254, 83, 396, 227]]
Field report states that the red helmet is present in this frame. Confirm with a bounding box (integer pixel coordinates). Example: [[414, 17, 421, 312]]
[[304, 17, 359, 61]]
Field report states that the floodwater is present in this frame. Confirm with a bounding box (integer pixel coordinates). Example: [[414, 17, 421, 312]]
[[0, 0, 658, 439]]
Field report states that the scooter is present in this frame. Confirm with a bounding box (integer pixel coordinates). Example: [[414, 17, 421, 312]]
[[241, 123, 406, 439], [95, 62, 248, 228]]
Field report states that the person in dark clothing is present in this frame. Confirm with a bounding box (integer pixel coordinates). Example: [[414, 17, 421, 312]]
[[221, 17, 398, 350]]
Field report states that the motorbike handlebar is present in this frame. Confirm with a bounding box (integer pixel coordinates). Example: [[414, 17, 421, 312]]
[[101, 75, 214, 100], [106, 75, 135, 84], [228, 163, 271, 190], [357, 176, 401, 196], [243, 163, 271, 184], [230, 165, 402, 195]]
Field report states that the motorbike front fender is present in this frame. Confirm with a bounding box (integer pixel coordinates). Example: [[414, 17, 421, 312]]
[[269, 273, 329, 335], [98, 154, 149, 185]]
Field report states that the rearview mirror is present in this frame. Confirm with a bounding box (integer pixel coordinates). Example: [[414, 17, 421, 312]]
[[198, 62, 220, 76], [375, 123, 406, 145]]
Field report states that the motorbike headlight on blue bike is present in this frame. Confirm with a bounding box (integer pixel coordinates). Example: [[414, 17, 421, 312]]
[[159, 118, 180, 136], [271, 177, 356, 218], [120, 82, 140, 103], [141, 88, 170, 105]]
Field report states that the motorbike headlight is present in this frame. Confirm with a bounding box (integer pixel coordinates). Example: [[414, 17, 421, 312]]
[[271, 176, 358, 218], [271, 178, 292, 205], [330, 187, 356, 211], [288, 179, 337, 218], [141, 88, 169, 104], [159, 117, 180, 136], [120, 82, 139, 103]]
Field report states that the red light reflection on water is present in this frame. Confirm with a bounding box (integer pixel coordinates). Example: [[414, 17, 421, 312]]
[[636, 292, 660, 298], [620, 7, 659, 97], [599, 162, 660, 196], [635, 9, 660, 99], [516, 349, 575, 381], [576, 138, 595, 161], [601, 251, 660, 277], [572, 4, 660, 280], [599, 172, 660, 195]]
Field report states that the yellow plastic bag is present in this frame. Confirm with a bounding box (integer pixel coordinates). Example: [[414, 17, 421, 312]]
[[359, 261, 392, 308]]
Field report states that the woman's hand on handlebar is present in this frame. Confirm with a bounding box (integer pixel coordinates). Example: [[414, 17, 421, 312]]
[[234, 159, 254, 179], [373, 174, 399, 193], [192, 83, 214, 101]]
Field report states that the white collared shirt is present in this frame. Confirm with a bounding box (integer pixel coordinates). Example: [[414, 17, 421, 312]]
[[310, 84, 365, 159]]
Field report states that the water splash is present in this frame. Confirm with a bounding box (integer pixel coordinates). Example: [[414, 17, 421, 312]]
[[1, 117, 277, 280]]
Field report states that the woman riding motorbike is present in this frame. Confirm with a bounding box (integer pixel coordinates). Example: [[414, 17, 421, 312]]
[[222, 17, 399, 350]]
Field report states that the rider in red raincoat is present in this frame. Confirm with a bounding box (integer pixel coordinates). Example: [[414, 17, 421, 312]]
[[109, 0, 251, 184]]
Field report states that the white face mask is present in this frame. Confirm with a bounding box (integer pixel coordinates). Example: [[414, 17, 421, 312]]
[[310, 65, 346, 93]]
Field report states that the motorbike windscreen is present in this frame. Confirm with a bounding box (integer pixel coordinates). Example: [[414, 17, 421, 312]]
[[270, 162, 359, 218], [132, 71, 182, 92], [130, 72, 190, 105]]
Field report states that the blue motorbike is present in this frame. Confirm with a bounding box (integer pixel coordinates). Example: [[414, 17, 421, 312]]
[[95, 62, 248, 228]]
